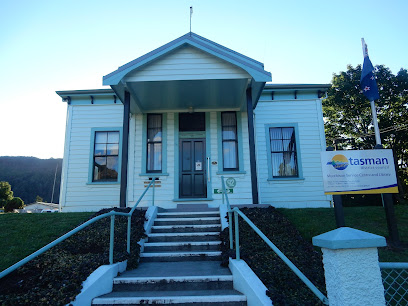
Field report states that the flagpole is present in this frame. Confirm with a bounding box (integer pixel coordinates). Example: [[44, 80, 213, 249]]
[[370, 100, 382, 145], [361, 38, 382, 146], [361, 38, 400, 247]]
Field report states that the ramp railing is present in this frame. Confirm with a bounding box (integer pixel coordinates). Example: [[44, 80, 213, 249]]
[[221, 176, 329, 305], [0, 178, 157, 280]]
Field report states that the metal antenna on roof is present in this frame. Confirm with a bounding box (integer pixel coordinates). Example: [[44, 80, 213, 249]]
[[190, 6, 193, 35]]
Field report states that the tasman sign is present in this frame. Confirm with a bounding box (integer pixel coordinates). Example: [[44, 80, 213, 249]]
[[321, 149, 398, 195]]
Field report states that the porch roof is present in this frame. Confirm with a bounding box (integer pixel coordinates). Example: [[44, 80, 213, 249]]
[[103, 33, 271, 114]]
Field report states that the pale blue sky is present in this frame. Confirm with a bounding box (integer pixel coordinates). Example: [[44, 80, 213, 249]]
[[0, 0, 407, 159]]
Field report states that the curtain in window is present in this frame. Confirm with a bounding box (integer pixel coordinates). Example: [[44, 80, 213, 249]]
[[147, 114, 162, 172], [270, 127, 298, 177], [222, 112, 238, 170]]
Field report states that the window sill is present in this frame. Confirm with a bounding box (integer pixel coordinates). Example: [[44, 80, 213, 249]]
[[139, 173, 169, 177], [87, 181, 120, 185], [267, 177, 305, 181], [216, 171, 246, 175]]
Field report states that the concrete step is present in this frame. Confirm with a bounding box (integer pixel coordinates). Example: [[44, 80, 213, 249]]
[[144, 241, 221, 252], [113, 275, 233, 291], [119, 261, 232, 278], [157, 211, 220, 218], [151, 224, 221, 233], [92, 289, 246, 306], [140, 251, 222, 262], [147, 232, 220, 243], [161, 204, 218, 212], [154, 217, 221, 226]]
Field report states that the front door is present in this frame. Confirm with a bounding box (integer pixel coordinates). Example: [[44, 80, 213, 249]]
[[179, 138, 207, 198]]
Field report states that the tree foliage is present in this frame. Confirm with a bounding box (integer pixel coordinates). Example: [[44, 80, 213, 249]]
[[323, 65, 408, 202], [4, 197, 25, 212], [0, 157, 62, 204], [0, 181, 13, 208]]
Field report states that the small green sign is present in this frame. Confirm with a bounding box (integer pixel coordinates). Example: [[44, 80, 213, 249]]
[[214, 188, 233, 194]]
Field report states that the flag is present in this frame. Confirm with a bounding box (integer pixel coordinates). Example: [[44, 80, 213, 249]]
[[360, 38, 380, 101]]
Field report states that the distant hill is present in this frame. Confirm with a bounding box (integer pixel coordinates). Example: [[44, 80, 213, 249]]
[[0, 156, 62, 204]]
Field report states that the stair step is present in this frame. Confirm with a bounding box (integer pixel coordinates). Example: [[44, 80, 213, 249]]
[[148, 232, 220, 242], [151, 224, 221, 233], [92, 290, 246, 306], [144, 241, 221, 252], [140, 251, 222, 262], [113, 275, 233, 291], [154, 217, 221, 226], [157, 211, 220, 218]]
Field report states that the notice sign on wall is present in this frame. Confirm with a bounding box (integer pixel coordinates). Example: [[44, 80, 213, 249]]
[[321, 149, 398, 195]]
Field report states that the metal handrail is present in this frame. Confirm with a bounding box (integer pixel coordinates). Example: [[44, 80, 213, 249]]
[[220, 177, 329, 305], [0, 178, 157, 280], [221, 176, 234, 249]]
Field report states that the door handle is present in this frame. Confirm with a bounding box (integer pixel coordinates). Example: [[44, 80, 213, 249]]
[[207, 157, 210, 182]]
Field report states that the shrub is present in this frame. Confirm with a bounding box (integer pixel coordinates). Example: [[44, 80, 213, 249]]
[[4, 197, 24, 212], [221, 207, 326, 306], [0, 181, 13, 208], [0, 207, 146, 305]]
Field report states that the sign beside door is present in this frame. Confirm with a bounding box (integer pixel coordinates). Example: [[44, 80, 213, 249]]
[[214, 188, 233, 194]]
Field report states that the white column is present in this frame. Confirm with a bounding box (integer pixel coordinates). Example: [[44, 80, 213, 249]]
[[313, 227, 386, 306]]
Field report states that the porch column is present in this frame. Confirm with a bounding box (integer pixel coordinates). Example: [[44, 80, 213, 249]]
[[120, 90, 130, 207], [246, 88, 259, 204]]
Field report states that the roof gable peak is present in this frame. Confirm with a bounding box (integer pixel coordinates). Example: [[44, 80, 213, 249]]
[[103, 32, 271, 86]]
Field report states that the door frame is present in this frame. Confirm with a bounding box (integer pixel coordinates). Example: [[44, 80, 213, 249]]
[[179, 138, 207, 198], [173, 112, 213, 201]]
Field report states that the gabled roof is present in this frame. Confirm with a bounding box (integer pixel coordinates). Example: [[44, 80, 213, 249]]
[[103, 32, 271, 85]]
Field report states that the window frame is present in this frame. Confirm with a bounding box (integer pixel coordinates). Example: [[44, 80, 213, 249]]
[[217, 111, 245, 174], [140, 113, 168, 176], [146, 114, 163, 173], [88, 127, 122, 185], [265, 123, 304, 181]]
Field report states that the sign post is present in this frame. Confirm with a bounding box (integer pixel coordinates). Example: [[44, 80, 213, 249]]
[[326, 147, 345, 228]]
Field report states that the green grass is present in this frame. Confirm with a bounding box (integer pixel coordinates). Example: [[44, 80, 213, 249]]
[[279, 206, 408, 262], [0, 213, 93, 271]]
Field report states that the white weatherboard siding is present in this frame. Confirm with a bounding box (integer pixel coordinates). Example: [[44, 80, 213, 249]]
[[211, 111, 253, 206], [255, 98, 331, 208], [124, 45, 250, 82], [130, 113, 175, 209], [61, 104, 123, 212]]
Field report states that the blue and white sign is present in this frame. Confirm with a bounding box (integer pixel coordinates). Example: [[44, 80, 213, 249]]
[[321, 149, 398, 195]]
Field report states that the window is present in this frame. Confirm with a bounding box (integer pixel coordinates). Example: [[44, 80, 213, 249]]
[[147, 114, 162, 172], [269, 127, 298, 177], [221, 112, 238, 171], [93, 131, 120, 181]]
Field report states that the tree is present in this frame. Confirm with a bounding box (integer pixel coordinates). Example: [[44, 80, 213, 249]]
[[4, 197, 25, 212], [0, 181, 13, 208], [36, 195, 43, 203], [323, 65, 408, 203]]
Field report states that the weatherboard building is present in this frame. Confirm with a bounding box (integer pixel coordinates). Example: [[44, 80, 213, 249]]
[[57, 33, 331, 212]]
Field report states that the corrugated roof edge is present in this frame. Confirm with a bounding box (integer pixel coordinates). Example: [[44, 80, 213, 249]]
[[56, 89, 115, 97]]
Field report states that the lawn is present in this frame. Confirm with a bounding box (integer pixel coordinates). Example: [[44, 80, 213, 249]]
[[279, 206, 408, 262], [0, 213, 93, 271]]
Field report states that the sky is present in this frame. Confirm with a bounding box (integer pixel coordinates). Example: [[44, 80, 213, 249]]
[[0, 0, 407, 159]]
